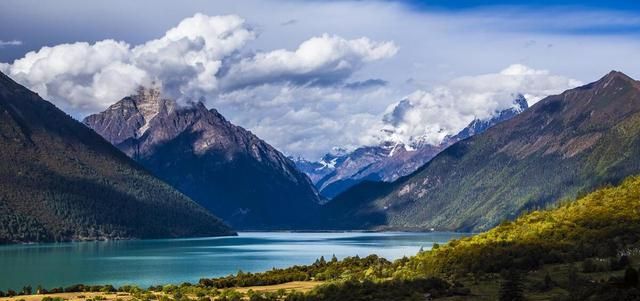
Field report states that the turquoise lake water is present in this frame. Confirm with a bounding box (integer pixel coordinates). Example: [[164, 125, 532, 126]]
[[0, 232, 468, 290]]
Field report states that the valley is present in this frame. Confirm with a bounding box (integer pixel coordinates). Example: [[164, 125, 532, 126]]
[[1, 2, 639, 298]]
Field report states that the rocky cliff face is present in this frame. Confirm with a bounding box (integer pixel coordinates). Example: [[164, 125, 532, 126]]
[[84, 87, 322, 229]]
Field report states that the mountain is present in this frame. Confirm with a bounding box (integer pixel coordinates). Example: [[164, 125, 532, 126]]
[[324, 71, 640, 232], [291, 148, 348, 184], [83, 87, 322, 229], [396, 174, 640, 300], [0, 72, 234, 244], [298, 95, 527, 199], [412, 174, 640, 275], [443, 94, 529, 143]]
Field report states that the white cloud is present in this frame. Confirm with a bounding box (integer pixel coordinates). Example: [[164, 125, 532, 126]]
[[132, 13, 255, 94], [380, 64, 582, 145], [212, 83, 390, 158], [1, 13, 395, 118], [1, 14, 257, 113], [3, 0, 638, 159], [0, 40, 22, 47], [220, 34, 398, 90]]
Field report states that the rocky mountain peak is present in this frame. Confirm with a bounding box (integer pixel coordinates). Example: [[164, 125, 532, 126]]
[[513, 93, 528, 112], [132, 86, 176, 136], [602, 70, 635, 82], [296, 94, 530, 199], [84, 90, 322, 229], [579, 70, 638, 94], [0, 71, 234, 243]]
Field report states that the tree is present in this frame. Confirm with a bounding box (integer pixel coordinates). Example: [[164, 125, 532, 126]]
[[582, 258, 597, 273], [543, 272, 554, 290], [499, 269, 525, 301], [22, 285, 32, 295], [625, 266, 639, 287], [567, 264, 580, 289]]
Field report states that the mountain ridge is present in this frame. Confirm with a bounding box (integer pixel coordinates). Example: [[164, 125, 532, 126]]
[[297, 95, 528, 199], [0, 71, 235, 244], [84, 87, 323, 229], [323, 71, 640, 232]]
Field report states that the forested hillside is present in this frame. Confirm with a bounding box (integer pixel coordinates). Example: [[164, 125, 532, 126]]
[[326, 71, 640, 232], [0, 71, 235, 243], [195, 174, 640, 300]]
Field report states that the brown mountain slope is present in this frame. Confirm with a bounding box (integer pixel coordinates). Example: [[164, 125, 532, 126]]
[[0, 71, 235, 244], [84, 87, 322, 229], [325, 71, 640, 232]]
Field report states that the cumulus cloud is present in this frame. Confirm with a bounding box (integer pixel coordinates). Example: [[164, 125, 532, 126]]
[[3, 1, 625, 159], [380, 64, 582, 145], [212, 82, 390, 158], [1, 13, 396, 116], [1, 14, 254, 113], [219, 34, 397, 91]]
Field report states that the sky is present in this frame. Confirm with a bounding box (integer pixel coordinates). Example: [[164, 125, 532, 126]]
[[1, 0, 639, 159]]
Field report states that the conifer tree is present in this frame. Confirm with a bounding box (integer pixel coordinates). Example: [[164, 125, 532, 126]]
[[499, 269, 525, 301]]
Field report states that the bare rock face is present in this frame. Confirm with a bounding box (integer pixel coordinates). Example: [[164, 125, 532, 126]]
[[84, 87, 322, 229], [297, 95, 528, 199]]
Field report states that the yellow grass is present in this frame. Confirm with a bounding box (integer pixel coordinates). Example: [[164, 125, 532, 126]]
[[0, 281, 323, 301], [0, 292, 133, 301], [233, 281, 322, 293]]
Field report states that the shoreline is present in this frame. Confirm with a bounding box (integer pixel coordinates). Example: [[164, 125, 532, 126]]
[[0, 229, 468, 247]]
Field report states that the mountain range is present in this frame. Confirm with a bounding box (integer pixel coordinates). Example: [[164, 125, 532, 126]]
[[323, 71, 640, 232], [3, 68, 639, 243], [83, 87, 322, 229], [0, 72, 234, 244], [296, 95, 528, 199]]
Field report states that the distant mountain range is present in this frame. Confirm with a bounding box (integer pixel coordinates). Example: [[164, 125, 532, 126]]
[[323, 71, 640, 232], [84, 87, 322, 229], [296, 95, 528, 199], [0, 72, 234, 244]]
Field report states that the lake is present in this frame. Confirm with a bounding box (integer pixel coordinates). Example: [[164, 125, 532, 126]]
[[0, 232, 468, 290]]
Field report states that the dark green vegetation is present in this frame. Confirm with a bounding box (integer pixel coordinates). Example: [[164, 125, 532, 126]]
[[4, 169, 640, 300], [397, 175, 640, 299], [407, 175, 640, 276], [198, 255, 394, 288], [158, 173, 640, 300], [83, 87, 322, 229], [326, 71, 640, 232], [0, 256, 467, 301], [0, 71, 234, 244]]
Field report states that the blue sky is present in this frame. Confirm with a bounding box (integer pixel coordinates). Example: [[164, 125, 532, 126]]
[[1, 0, 639, 158], [404, 0, 640, 11]]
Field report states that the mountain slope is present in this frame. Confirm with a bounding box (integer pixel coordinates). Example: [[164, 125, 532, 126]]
[[408, 174, 640, 275], [299, 95, 527, 199], [0, 72, 234, 244], [326, 71, 640, 232], [84, 88, 322, 229]]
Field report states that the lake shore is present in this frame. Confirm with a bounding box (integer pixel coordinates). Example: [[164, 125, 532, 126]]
[[0, 232, 468, 290]]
